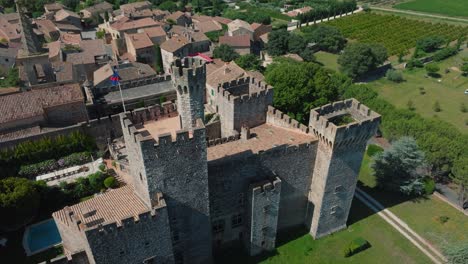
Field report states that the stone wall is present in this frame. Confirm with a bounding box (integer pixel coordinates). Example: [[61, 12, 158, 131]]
[[171, 57, 206, 129], [216, 77, 273, 137], [245, 177, 281, 256], [123, 113, 212, 263], [308, 99, 381, 238], [44, 101, 89, 126], [85, 208, 174, 264]]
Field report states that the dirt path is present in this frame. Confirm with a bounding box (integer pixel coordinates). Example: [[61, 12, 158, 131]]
[[355, 187, 447, 264], [371, 6, 468, 23]]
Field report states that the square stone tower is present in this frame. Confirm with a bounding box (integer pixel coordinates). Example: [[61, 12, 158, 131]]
[[308, 98, 380, 238], [171, 57, 206, 129]]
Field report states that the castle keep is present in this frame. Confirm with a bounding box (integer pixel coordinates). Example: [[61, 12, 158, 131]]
[[53, 57, 380, 264]]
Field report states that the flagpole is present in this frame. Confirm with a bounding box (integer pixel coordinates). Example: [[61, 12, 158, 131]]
[[118, 81, 126, 113]]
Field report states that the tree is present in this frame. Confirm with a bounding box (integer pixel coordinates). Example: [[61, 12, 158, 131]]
[[104, 176, 117, 189], [416, 36, 445, 52], [425, 63, 440, 77], [159, 1, 177, 12], [451, 157, 468, 209], [88, 171, 106, 192], [460, 63, 468, 76], [287, 33, 306, 55], [0, 67, 20, 87], [338, 43, 388, 79], [61, 0, 80, 11], [305, 25, 347, 53], [235, 54, 261, 71], [299, 48, 315, 62], [265, 58, 348, 123], [0, 177, 40, 231], [96, 30, 105, 39], [266, 29, 290, 56], [213, 44, 239, 62], [386, 69, 404, 82], [372, 137, 427, 195], [153, 45, 164, 73], [444, 242, 468, 264]]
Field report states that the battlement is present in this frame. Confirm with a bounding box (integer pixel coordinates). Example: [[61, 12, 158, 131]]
[[121, 112, 205, 150], [217, 82, 273, 104], [207, 134, 241, 147], [266, 106, 310, 133], [309, 98, 381, 147], [251, 177, 282, 195], [171, 57, 206, 79]]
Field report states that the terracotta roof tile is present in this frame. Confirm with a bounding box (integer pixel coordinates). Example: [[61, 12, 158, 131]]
[[206, 61, 247, 87], [0, 84, 83, 124], [219, 35, 250, 48], [126, 32, 153, 49], [53, 186, 150, 229], [111, 17, 160, 31], [142, 26, 166, 38]]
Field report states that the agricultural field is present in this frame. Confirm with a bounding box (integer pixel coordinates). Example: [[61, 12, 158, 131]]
[[394, 0, 468, 18], [325, 13, 468, 55]]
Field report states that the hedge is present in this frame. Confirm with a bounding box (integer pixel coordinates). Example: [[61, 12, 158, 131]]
[[18, 152, 91, 178], [367, 144, 384, 157], [343, 237, 371, 257], [104, 177, 117, 189]]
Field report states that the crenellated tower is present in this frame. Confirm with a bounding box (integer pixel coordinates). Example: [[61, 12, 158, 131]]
[[308, 98, 380, 238], [171, 57, 206, 129]]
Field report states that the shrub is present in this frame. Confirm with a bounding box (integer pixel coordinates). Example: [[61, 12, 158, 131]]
[[104, 177, 117, 189], [433, 47, 458, 62], [437, 215, 449, 224], [367, 144, 384, 157], [88, 171, 106, 192], [433, 101, 441, 112], [98, 164, 106, 172], [112, 161, 117, 168], [343, 237, 370, 257], [423, 177, 435, 195], [425, 63, 440, 76], [407, 100, 415, 111], [406, 59, 423, 69], [460, 103, 467, 113], [386, 69, 404, 82]]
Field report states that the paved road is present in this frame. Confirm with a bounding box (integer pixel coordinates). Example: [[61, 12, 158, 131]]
[[355, 187, 446, 264], [371, 6, 468, 23]]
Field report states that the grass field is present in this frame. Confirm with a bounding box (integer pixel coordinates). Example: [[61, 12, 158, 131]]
[[325, 13, 468, 55], [368, 48, 468, 133], [394, 0, 468, 18], [217, 198, 430, 264], [314, 51, 340, 72], [359, 153, 468, 251]]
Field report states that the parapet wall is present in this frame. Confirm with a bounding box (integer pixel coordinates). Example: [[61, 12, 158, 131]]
[[217, 76, 273, 104], [171, 57, 206, 82], [309, 98, 381, 147], [266, 106, 309, 133], [96, 75, 171, 93]]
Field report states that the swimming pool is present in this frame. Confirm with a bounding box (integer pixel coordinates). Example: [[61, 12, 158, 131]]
[[23, 219, 62, 256]]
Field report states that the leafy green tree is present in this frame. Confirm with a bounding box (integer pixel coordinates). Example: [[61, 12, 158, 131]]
[[88, 171, 106, 192], [386, 69, 404, 83], [61, 0, 80, 11], [287, 33, 306, 55], [159, 1, 178, 12], [338, 43, 388, 79], [235, 54, 261, 71], [73, 177, 92, 198], [0, 67, 20, 87], [416, 36, 445, 52], [0, 177, 40, 231], [266, 29, 290, 56], [96, 30, 105, 39], [372, 137, 427, 195], [451, 157, 468, 208], [153, 44, 164, 73], [304, 25, 347, 53], [213, 44, 239, 62], [460, 63, 468, 76], [299, 48, 315, 62], [265, 58, 348, 123]]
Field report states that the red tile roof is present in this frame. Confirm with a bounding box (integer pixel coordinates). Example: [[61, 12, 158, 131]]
[[127, 32, 153, 49], [0, 84, 84, 124], [219, 35, 250, 48]]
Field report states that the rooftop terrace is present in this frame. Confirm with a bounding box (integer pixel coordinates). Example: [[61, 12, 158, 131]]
[[207, 123, 316, 161], [136, 115, 182, 140]]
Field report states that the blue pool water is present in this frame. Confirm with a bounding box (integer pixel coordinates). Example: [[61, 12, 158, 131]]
[[25, 219, 62, 254]]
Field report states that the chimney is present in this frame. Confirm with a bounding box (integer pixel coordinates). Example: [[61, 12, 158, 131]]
[[241, 125, 250, 140]]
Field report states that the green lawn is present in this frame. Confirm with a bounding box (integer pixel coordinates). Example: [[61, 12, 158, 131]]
[[315, 51, 340, 72], [217, 196, 430, 263], [369, 49, 468, 133], [394, 0, 468, 18], [359, 152, 468, 251]]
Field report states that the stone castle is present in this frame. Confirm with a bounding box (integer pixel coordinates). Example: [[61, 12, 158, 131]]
[[53, 57, 380, 264]]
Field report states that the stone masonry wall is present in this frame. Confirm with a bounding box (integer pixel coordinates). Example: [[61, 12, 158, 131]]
[[85, 208, 174, 264], [136, 119, 212, 263], [245, 177, 281, 256], [171, 57, 206, 129]]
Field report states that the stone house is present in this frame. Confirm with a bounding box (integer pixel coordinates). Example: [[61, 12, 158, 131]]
[[219, 35, 251, 55], [0, 17, 21, 43], [99, 17, 161, 40], [120, 1, 152, 17], [165, 11, 192, 26], [54, 9, 82, 31], [35, 19, 60, 41], [124, 32, 155, 63], [138, 26, 167, 45], [44, 3, 65, 15], [227, 19, 254, 41], [80, 1, 114, 21]]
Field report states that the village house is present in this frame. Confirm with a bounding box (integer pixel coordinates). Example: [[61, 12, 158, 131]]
[[100, 16, 161, 39], [227, 19, 254, 41], [124, 32, 155, 63], [35, 19, 60, 41], [80, 1, 114, 21], [165, 11, 192, 26], [219, 35, 251, 55], [138, 26, 167, 45]]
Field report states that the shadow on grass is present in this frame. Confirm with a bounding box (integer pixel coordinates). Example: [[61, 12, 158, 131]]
[[349, 181, 430, 225], [213, 226, 309, 264]]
